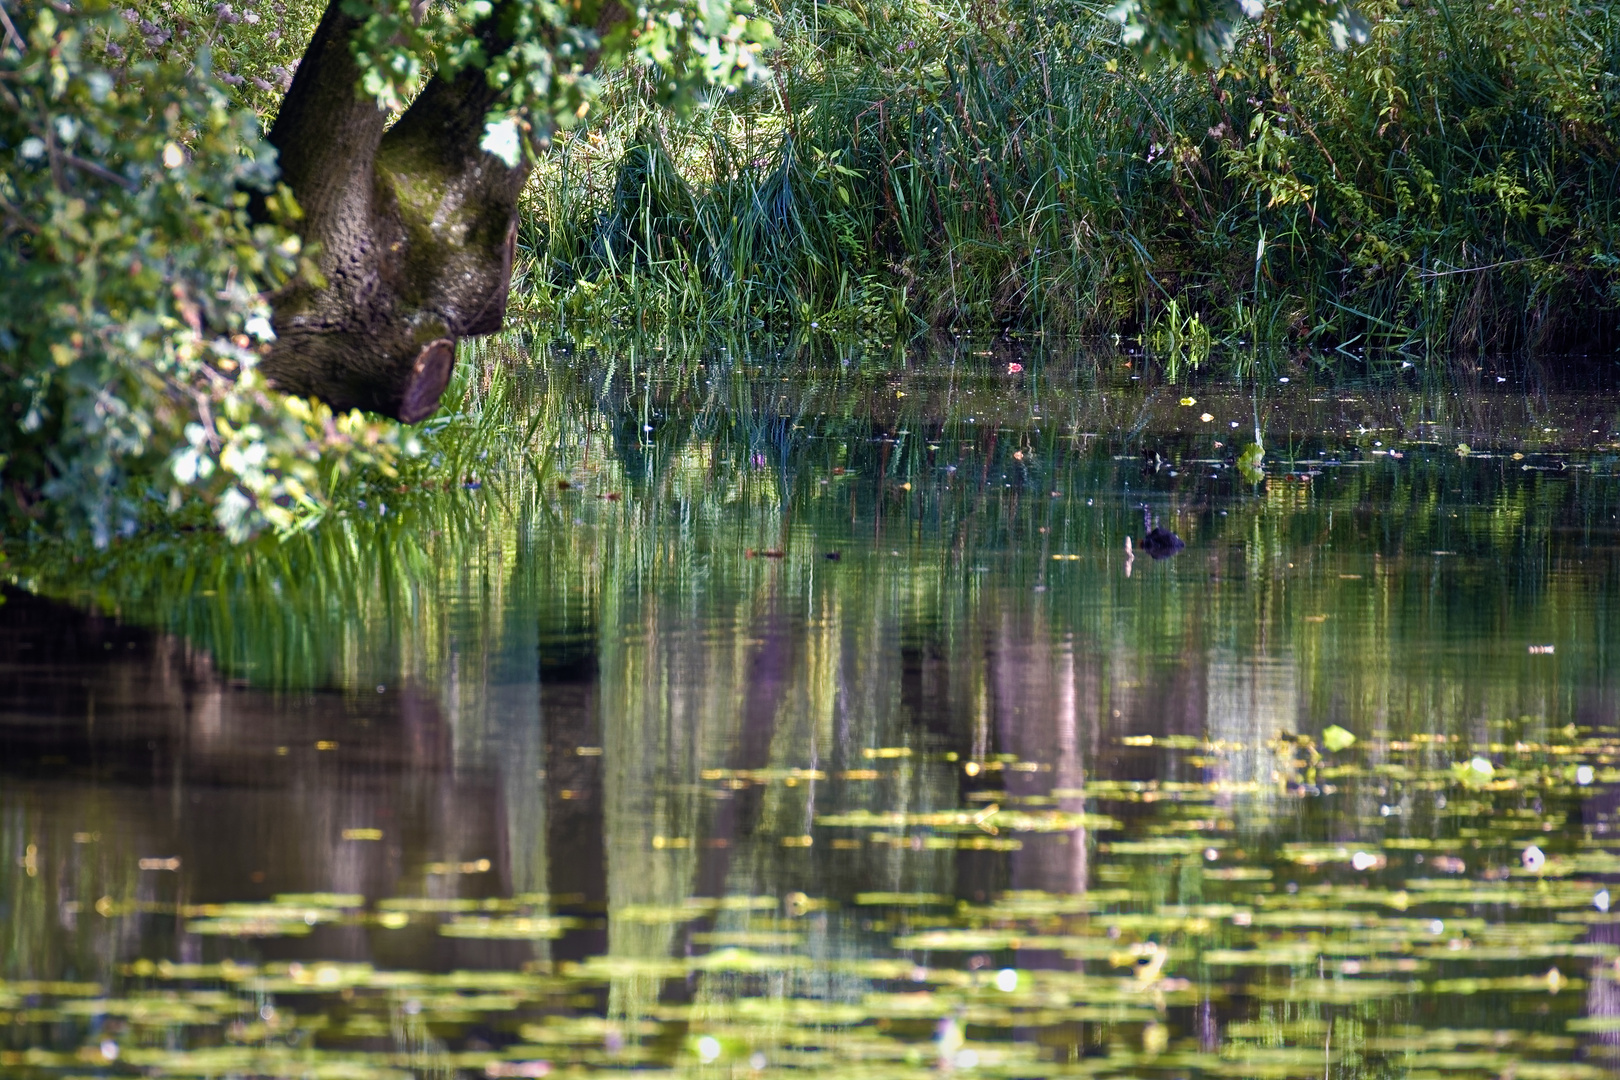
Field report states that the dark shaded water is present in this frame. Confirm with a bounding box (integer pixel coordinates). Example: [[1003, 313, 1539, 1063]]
[[6, 349, 1620, 1078]]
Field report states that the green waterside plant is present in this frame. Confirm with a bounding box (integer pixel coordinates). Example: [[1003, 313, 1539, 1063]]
[[0, 0, 406, 547], [522, 0, 1620, 353]]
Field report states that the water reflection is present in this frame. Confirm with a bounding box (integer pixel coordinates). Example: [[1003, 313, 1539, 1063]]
[[4, 346, 1620, 1077]]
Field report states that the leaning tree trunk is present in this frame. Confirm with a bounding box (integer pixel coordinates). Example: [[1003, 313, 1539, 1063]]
[[261, 0, 622, 421]]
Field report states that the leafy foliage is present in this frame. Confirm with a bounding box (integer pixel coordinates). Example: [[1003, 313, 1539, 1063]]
[[1, 0, 770, 546], [1109, 0, 1366, 69], [0, 0, 410, 545], [342, 0, 774, 166]]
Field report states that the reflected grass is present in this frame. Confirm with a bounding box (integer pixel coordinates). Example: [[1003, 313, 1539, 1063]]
[[3, 339, 1620, 1078]]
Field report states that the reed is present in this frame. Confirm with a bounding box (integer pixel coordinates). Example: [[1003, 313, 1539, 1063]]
[[516, 0, 1620, 354]]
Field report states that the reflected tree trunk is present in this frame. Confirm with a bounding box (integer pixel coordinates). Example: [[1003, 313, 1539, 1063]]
[[539, 634, 607, 963], [692, 601, 794, 898], [991, 616, 1090, 896]]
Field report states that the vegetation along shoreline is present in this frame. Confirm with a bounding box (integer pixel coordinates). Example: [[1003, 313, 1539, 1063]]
[[4, 0, 1619, 547]]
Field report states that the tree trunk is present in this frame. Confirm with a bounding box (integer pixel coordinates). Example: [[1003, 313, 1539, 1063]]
[[261, 0, 623, 422]]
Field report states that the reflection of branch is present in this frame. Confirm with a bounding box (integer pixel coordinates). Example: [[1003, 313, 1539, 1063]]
[[0, 0, 25, 51]]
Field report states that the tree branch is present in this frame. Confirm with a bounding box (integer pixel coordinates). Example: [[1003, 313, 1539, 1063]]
[[64, 152, 138, 191], [0, 0, 26, 52]]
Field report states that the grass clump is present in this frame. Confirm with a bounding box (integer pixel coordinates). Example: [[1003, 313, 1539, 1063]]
[[519, 0, 1620, 353]]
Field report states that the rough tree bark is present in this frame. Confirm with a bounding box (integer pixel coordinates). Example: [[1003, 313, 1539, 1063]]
[[262, 0, 624, 421]]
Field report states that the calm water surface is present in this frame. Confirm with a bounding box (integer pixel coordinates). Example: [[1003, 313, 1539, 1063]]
[[5, 348, 1620, 1079]]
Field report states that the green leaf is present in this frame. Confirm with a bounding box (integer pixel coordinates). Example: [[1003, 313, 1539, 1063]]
[[1451, 756, 1496, 790], [1321, 725, 1356, 752]]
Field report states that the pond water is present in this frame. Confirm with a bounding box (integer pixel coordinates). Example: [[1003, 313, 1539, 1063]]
[[5, 346, 1620, 1079]]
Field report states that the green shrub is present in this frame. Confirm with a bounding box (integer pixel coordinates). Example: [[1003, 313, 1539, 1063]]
[[1, 0, 407, 546], [1, 0, 768, 546]]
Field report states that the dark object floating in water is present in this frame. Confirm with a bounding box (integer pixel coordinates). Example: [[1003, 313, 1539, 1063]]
[[1138, 504, 1184, 559], [824, 552, 842, 561], [1142, 527, 1185, 559]]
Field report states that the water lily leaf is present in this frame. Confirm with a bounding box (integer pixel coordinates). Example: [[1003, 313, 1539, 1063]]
[[1322, 725, 1357, 752], [1452, 756, 1495, 789]]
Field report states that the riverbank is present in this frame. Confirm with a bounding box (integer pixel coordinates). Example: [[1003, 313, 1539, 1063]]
[[515, 0, 1620, 354]]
